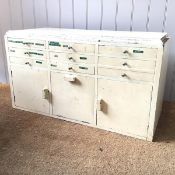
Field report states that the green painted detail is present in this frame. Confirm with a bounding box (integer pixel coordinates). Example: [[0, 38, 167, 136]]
[[24, 52, 44, 56], [36, 61, 42, 64], [8, 40, 23, 44], [49, 41, 61, 46], [80, 57, 87, 60], [79, 66, 88, 70], [23, 42, 34, 45], [133, 50, 144, 54], [51, 64, 57, 67], [35, 43, 44, 46]]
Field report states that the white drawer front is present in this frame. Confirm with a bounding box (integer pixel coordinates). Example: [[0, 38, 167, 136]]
[[49, 52, 95, 64], [10, 57, 47, 68], [98, 67, 154, 82], [8, 38, 46, 49], [98, 57, 156, 73], [50, 61, 94, 75], [9, 48, 46, 59], [99, 45, 157, 60], [49, 41, 95, 53]]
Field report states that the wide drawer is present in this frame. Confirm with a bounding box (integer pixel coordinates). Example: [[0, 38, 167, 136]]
[[49, 41, 95, 53], [49, 52, 95, 64], [50, 60, 94, 75], [8, 48, 46, 59], [99, 45, 157, 60], [7, 38, 46, 49], [9, 57, 47, 68], [98, 57, 156, 73], [98, 67, 154, 82]]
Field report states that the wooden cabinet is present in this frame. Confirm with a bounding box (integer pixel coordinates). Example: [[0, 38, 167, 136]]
[[51, 72, 95, 124], [97, 79, 152, 137], [5, 28, 169, 141], [10, 65, 50, 114]]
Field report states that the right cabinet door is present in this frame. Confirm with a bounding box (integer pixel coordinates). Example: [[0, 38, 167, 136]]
[[97, 79, 153, 137]]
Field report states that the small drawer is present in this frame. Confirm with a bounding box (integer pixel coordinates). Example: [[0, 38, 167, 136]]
[[9, 57, 33, 66], [49, 41, 95, 53], [50, 60, 94, 75], [99, 45, 157, 60], [98, 67, 154, 82], [8, 38, 46, 49], [98, 57, 156, 73], [50, 52, 95, 64], [9, 48, 46, 59]]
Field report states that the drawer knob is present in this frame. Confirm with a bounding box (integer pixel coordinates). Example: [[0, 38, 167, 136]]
[[68, 67, 73, 70], [68, 57, 73, 60], [122, 63, 128, 66], [68, 46, 73, 50], [121, 73, 127, 78], [123, 50, 129, 54], [25, 62, 32, 66]]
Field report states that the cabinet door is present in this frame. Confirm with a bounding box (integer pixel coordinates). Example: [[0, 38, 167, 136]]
[[51, 72, 95, 124], [97, 79, 152, 137], [11, 66, 50, 114]]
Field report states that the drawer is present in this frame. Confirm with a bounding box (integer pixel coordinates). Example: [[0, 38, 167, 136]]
[[98, 57, 156, 73], [99, 45, 157, 60], [9, 57, 47, 68], [50, 60, 94, 75], [98, 67, 154, 82], [8, 38, 46, 49], [9, 48, 46, 59], [49, 52, 95, 64], [49, 41, 95, 53]]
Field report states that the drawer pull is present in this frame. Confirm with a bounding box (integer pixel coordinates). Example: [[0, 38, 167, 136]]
[[51, 64, 57, 67], [54, 55, 58, 58], [123, 50, 129, 54], [80, 57, 87, 60], [68, 57, 73, 60], [79, 66, 88, 70], [49, 41, 61, 46], [42, 88, 50, 100], [68, 67, 73, 70], [122, 63, 128, 66], [36, 61, 42, 64], [25, 62, 32, 66], [133, 50, 144, 54], [63, 45, 69, 48], [121, 74, 127, 78], [68, 46, 73, 50]]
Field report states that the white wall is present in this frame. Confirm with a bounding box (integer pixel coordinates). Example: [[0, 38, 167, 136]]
[[0, 0, 175, 101]]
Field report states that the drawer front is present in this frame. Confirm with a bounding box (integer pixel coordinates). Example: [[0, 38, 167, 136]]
[[98, 68, 154, 82], [49, 41, 95, 53], [10, 57, 47, 68], [8, 38, 46, 49], [50, 52, 95, 64], [50, 61, 94, 75], [9, 48, 46, 59], [99, 45, 157, 60], [98, 57, 156, 73]]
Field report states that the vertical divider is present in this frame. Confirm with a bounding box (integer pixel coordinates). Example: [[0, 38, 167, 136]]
[[115, 0, 119, 31], [100, 0, 103, 30]]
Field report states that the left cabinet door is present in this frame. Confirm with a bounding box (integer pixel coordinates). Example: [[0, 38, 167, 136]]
[[11, 65, 50, 114]]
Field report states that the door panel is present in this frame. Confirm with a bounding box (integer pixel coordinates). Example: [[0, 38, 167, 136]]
[[11, 66, 49, 114], [97, 79, 152, 137], [51, 72, 95, 124]]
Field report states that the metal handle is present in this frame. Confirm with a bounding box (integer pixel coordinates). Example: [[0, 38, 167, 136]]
[[68, 67, 73, 70], [97, 99, 102, 111], [123, 50, 129, 54], [25, 62, 32, 66], [121, 73, 127, 78], [42, 88, 50, 99], [122, 62, 128, 66], [68, 57, 73, 60]]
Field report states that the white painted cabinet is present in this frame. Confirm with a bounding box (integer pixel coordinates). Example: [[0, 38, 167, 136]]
[[5, 28, 169, 141], [10, 65, 50, 114], [97, 79, 152, 137], [51, 72, 95, 123]]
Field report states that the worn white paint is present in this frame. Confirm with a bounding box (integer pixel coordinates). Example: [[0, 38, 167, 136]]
[[5, 28, 168, 141], [0, 0, 174, 101]]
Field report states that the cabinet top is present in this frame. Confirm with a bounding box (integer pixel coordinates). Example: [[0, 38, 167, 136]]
[[5, 28, 168, 47]]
